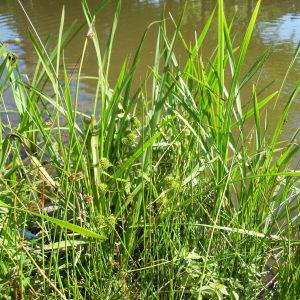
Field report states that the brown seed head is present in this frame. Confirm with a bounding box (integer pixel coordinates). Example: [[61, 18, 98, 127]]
[[68, 171, 84, 182], [84, 195, 94, 203]]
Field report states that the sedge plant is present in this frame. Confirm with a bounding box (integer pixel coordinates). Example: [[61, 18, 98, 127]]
[[0, 0, 300, 298]]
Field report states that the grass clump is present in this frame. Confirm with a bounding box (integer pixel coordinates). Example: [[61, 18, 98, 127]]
[[1, 0, 300, 298]]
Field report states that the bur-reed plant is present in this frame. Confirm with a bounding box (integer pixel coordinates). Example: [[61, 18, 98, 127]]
[[1, 0, 300, 298]]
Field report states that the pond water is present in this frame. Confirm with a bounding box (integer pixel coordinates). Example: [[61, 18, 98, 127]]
[[0, 0, 300, 139]]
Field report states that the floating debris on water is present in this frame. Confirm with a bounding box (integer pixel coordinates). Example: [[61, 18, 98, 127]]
[[18, 228, 38, 240], [3, 38, 24, 44]]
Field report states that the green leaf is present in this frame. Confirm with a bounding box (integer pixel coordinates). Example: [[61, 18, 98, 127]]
[[0, 202, 106, 240], [30, 211, 107, 240], [43, 239, 88, 251]]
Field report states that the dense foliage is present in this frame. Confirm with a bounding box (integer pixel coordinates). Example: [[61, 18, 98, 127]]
[[1, 0, 300, 298]]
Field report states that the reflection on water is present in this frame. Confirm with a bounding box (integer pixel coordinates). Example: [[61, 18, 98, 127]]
[[258, 13, 300, 49], [138, 0, 169, 7], [0, 14, 24, 58], [0, 0, 300, 138]]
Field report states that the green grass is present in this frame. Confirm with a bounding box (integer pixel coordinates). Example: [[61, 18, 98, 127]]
[[1, 0, 300, 298]]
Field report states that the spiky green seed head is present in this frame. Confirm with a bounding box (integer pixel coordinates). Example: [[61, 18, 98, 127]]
[[164, 175, 175, 185], [126, 194, 133, 202], [96, 215, 114, 226], [164, 176, 180, 189], [158, 194, 168, 206], [106, 215, 116, 227], [125, 181, 131, 194], [99, 157, 112, 171], [98, 182, 108, 193], [131, 116, 141, 128], [127, 132, 137, 143], [121, 137, 130, 146]]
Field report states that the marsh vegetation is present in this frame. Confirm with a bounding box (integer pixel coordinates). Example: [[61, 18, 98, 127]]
[[1, 0, 300, 298]]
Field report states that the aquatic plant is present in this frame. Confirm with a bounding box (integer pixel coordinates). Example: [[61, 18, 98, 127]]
[[1, 0, 300, 298]]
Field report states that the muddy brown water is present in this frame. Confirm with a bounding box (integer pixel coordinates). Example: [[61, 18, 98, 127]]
[[0, 0, 300, 142]]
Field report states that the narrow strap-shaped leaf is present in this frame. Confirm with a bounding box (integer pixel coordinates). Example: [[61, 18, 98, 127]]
[[112, 131, 161, 179]]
